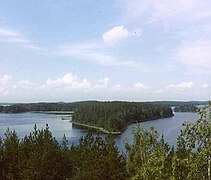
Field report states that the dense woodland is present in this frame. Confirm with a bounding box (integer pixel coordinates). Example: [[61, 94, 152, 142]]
[[0, 101, 97, 113], [174, 104, 198, 112], [72, 102, 173, 132], [0, 103, 211, 179], [0, 101, 206, 113], [152, 101, 208, 106]]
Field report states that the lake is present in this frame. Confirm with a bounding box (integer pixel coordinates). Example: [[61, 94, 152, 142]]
[[0, 112, 198, 152]]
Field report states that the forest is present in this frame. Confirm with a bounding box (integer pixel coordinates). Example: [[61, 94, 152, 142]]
[[0, 103, 211, 179], [0, 100, 206, 113], [72, 102, 173, 132], [0, 101, 97, 113], [174, 104, 198, 112]]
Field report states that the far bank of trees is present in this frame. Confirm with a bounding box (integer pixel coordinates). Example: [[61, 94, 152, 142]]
[[0, 100, 207, 114], [174, 104, 198, 112], [0, 101, 97, 113], [73, 102, 173, 132]]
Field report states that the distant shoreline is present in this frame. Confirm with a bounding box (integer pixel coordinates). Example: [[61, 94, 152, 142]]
[[32, 111, 74, 115], [71, 121, 121, 135]]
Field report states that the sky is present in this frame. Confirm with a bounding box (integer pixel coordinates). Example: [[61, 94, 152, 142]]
[[0, 0, 211, 102]]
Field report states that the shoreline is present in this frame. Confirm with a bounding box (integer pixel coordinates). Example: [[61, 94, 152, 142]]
[[32, 111, 74, 115], [71, 114, 174, 135], [71, 121, 121, 135]]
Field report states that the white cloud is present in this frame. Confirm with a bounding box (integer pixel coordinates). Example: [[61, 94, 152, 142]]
[[202, 83, 208, 89], [44, 73, 91, 91], [176, 41, 211, 69], [0, 75, 12, 86], [20, 44, 45, 51], [150, 0, 205, 23], [121, 0, 210, 25], [0, 75, 12, 95], [103, 26, 129, 44], [0, 27, 43, 51], [17, 80, 38, 89], [102, 25, 141, 44], [0, 73, 210, 101], [155, 89, 164, 94], [57, 43, 147, 69], [94, 78, 109, 89], [166, 81, 193, 90], [133, 82, 150, 90], [112, 84, 123, 91], [0, 28, 20, 37]]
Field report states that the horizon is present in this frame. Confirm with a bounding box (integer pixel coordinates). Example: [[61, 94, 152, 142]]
[[0, 99, 209, 104], [0, 0, 211, 102]]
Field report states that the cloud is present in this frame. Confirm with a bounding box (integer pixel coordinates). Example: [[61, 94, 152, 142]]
[[0, 75, 12, 95], [0, 27, 43, 51], [57, 43, 147, 69], [0, 75, 12, 86], [103, 26, 129, 44], [112, 84, 123, 91], [0, 73, 210, 102], [0, 28, 20, 37], [102, 25, 141, 44], [121, 0, 211, 25], [166, 81, 193, 90], [202, 83, 208, 89], [17, 80, 38, 89], [176, 40, 211, 70], [44, 73, 91, 91], [94, 78, 109, 89], [133, 82, 150, 90]]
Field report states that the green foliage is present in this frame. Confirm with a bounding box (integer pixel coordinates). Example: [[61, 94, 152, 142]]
[[125, 103, 211, 180], [1, 102, 211, 179], [174, 104, 198, 112], [73, 102, 173, 132], [70, 132, 126, 180], [0, 101, 97, 113], [172, 102, 211, 180], [0, 126, 126, 180], [125, 126, 170, 180], [0, 125, 72, 180]]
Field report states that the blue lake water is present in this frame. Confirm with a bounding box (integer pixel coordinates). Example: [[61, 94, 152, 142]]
[[0, 112, 198, 152]]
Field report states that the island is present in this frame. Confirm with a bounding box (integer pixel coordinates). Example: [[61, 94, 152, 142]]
[[72, 101, 174, 134]]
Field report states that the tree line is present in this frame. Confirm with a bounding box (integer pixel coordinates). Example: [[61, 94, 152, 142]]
[[0, 101, 207, 114], [174, 104, 198, 112], [0, 101, 97, 113], [72, 102, 173, 132], [0, 103, 211, 179]]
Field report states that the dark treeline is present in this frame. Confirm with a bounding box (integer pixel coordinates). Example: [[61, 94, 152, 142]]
[[174, 104, 198, 112], [0, 103, 211, 179], [73, 102, 173, 132], [0, 101, 97, 113], [0, 100, 207, 113], [0, 126, 126, 180], [152, 100, 208, 106]]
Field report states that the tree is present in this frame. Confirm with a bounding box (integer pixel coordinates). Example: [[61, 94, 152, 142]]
[[125, 125, 170, 180], [172, 102, 211, 179], [0, 129, 21, 179], [70, 132, 126, 180]]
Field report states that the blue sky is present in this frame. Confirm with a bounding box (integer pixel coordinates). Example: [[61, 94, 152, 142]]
[[0, 0, 211, 102]]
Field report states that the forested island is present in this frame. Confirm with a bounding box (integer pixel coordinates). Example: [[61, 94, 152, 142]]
[[72, 102, 173, 133], [174, 104, 198, 112]]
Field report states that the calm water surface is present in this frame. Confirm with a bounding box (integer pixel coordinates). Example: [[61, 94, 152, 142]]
[[0, 112, 198, 152]]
